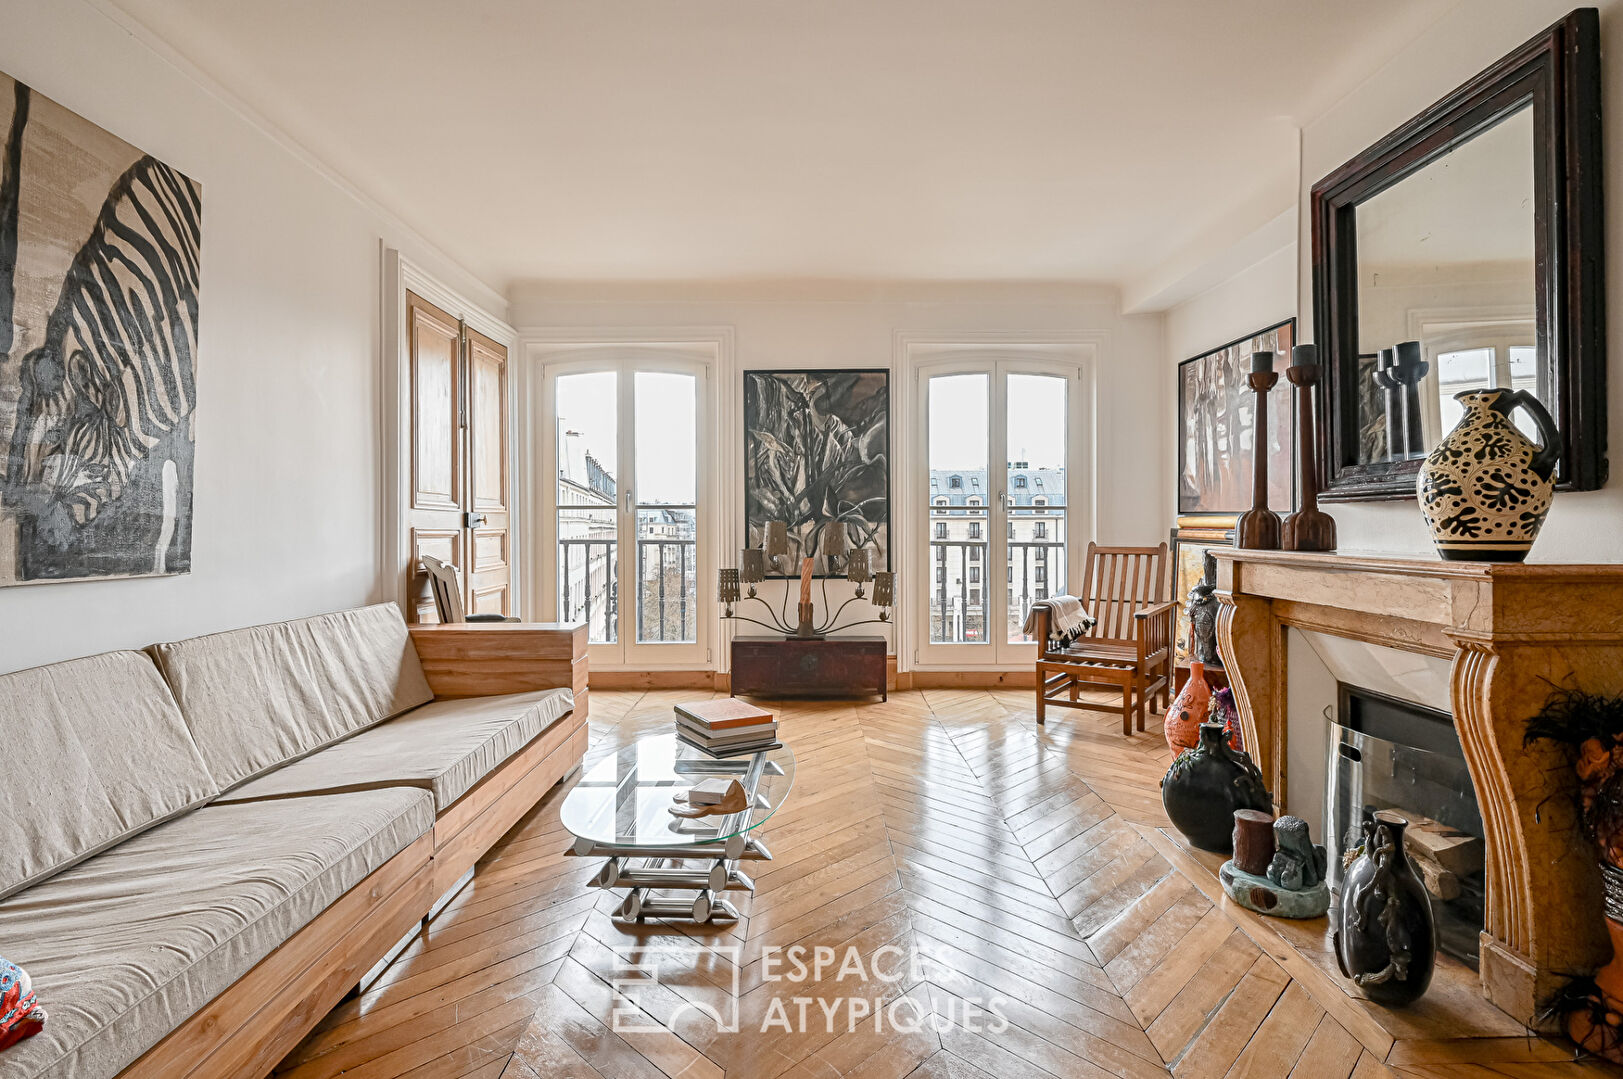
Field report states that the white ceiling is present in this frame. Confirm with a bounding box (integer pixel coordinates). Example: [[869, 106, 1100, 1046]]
[[108, 0, 1457, 295]]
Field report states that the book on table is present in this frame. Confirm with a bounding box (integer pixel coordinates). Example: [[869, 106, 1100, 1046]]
[[676, 736, 785, 760], [675, 716, 777, 747], [673, 699, 779, 757], [674, 698, 775, 730]]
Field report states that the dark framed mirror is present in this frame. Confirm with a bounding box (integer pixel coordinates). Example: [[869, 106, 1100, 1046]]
[[1311, 8, 1604, 501]]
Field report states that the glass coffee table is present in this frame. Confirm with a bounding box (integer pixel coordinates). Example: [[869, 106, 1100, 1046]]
[[561, 733, 795, 924]]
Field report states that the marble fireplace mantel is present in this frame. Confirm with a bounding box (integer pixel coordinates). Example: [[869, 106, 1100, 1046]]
[[1212, 548, 1621, 1026]]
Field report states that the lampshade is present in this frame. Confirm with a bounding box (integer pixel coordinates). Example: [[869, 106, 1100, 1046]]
[[873, 571, 894, 607], [763, 521, 789, 560], [822, 521, 848, 558], [718, 568, 740, 604], [846, 548, 871, 584], [740, 549, 766, 583]]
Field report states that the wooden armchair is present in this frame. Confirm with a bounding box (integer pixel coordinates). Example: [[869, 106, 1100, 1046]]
[[1033, 542, 1175, 733]]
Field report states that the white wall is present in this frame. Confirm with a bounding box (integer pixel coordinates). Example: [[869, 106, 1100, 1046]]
[[1166, 244, 1298, 368], [1168, 0, 1623, 561], [1165, 244, 1298, 513], [0, 0, 503, 674], [511, 281, 1169, 667]]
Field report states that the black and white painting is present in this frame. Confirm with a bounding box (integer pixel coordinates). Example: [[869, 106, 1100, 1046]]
[[1178, 319, 1294, 516], [0, 71, 202, 586], [744, 369, 889, 577]]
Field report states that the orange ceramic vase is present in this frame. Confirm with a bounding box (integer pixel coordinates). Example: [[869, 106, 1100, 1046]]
[[1165, 662, 1212, 755]]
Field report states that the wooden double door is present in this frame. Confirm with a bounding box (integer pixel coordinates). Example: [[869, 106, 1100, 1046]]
[[406, 291, 512, 622]]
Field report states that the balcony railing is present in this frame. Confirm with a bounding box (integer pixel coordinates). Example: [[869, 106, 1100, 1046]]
[[930, 539, 1066, 644], [1009, 540, 1066, 642], [559, 539, 616, 643], [560, 537, 697, 644], [637, 539, 696, 642]]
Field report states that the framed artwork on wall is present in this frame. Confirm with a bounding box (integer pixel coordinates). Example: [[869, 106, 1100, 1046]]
[[1178, 319, 1296, 516], [1171, 524, 1233, 665], [743, 368, 890, 578], [0, 71, 203, 587]]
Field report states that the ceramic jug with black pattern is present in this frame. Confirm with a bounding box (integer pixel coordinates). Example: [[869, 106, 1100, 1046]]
[[1417, 388, 1561, 562]]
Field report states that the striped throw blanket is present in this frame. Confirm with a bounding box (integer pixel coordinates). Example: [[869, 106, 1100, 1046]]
[[0, 957, 45, 1052], [1022, 595, 1096, 642]]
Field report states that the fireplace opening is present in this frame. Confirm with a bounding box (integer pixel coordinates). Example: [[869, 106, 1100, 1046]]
[[1325, 684, 1487, 967]]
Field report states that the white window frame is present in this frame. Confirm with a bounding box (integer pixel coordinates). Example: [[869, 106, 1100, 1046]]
[[524, 330, 729, 671], [899, 338, 1096, 670]]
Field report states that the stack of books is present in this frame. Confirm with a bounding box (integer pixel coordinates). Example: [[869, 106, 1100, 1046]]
[[674, 699, 780, 757]]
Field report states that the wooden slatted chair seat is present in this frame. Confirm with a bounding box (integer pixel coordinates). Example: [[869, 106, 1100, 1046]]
[[1032, 541, 1174, 734], [1055, 642, 1138, 665]]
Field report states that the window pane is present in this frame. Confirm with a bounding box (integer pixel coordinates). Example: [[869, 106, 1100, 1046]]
[[1007, 373, 1067, 643], [1438, 347, 1493, 386], [556, 372, 618, 642], [632, 371, 699, 644], [928, 374, 988, 644], [634, 371, 697, 505], [636, 508, 697, 643]]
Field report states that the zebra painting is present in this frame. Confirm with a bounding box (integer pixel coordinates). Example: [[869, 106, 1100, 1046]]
[[0, 72, 202, 585]]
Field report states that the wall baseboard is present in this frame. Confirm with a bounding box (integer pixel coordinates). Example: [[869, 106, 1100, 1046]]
[[590, 670, 729, 690], [898, 669, 1036, 689], [590, 659, 1037, 692]]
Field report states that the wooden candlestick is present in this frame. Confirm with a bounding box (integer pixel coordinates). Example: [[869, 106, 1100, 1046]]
[[1373, 349, 1400, 461], [1282, 363, 1336, 552], [1235, 370, 1282, 550]]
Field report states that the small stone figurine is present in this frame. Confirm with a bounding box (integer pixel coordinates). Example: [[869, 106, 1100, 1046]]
[[1219, 810, 1330, 919], [1186, 551, 1221, 667]]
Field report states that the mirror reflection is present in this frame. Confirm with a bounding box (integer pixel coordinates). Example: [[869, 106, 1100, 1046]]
[[1353, 105, 1538, 463]]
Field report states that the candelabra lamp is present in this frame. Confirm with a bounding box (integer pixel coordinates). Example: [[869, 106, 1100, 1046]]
[[1235, 350, 1282, 550], [718, 520, 895, 639], [1281, 344, 1336, 551]]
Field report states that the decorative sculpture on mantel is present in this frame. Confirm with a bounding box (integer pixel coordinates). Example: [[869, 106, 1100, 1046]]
[[1281, 344, 1336, 552], [1235, 350, 1282, 549], [1186, 551, 1221, 665], [718, 520, 895, 640]]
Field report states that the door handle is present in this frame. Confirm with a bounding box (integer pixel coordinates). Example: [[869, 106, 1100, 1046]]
[[464, 511, 487, 529]]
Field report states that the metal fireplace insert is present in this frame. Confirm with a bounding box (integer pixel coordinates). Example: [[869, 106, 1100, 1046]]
[[1325, 684, 1486, 966]]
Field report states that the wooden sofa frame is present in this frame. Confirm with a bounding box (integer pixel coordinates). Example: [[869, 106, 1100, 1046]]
[[119, 622, 588, 1079]]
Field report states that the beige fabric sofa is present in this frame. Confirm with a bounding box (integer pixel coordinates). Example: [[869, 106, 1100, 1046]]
[[0, 604, 587, 1079]]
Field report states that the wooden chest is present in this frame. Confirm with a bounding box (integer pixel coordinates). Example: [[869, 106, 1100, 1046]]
[[729, 635, 888, 700]]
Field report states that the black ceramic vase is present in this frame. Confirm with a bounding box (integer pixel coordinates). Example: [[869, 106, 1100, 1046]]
[[1333, 811, 1436, 1005], [1161, 723, 1271, 853]]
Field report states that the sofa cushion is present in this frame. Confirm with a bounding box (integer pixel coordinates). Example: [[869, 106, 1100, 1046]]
[[215, 688, 575, 812], [0, 787, 433, 1079], [150, 603, 434, 790], [0, 652, 218, 902]]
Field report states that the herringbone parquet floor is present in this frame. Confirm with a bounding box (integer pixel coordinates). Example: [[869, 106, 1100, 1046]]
[[273, 690, 1611, 1079]]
